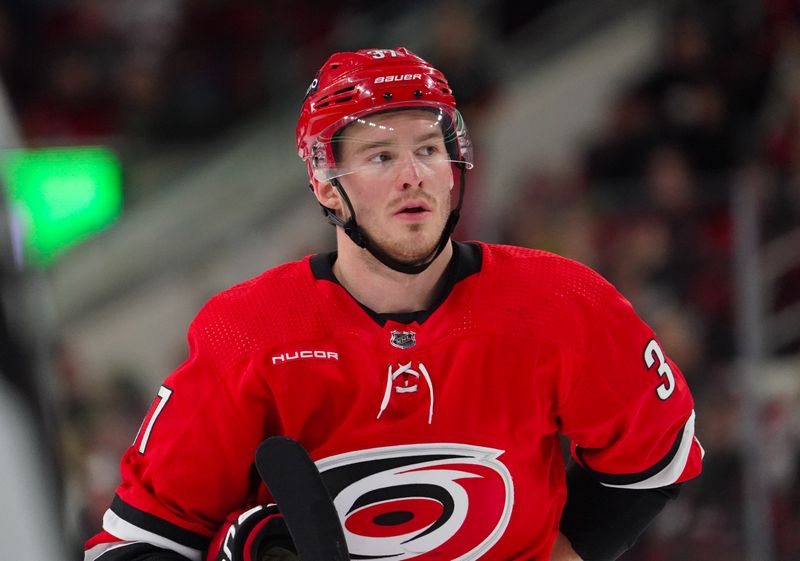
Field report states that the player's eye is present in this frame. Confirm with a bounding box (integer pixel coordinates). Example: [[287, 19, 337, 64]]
[[417, 145, 442, 158], [368, 152, 392, 164]]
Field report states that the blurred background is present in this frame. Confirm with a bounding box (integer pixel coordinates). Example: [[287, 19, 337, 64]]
[[0, 0, 798, 559]]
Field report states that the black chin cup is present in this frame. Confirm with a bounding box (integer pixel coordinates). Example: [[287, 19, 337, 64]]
[[316, 163, 466, 275]]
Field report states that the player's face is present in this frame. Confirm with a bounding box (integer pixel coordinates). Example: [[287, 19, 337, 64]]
[[334, 109, 455, 263]]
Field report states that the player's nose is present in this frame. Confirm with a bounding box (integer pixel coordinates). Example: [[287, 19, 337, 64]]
[[397, 151, 424, 190]]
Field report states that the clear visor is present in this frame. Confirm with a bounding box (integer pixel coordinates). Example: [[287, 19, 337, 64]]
[[310, 104, 473, 182]]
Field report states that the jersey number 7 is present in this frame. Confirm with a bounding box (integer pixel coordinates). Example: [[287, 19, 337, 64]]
[[134, 385, 173, 454]]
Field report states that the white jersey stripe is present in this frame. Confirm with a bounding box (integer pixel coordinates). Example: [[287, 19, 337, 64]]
[[602, 410, 697, 490], [93, 508, 203, 561]]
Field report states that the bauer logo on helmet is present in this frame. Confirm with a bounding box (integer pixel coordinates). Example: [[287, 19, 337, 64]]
[[374, 74, 423, 84]]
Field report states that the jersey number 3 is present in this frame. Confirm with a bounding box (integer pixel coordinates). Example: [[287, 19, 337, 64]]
[[134, 385, 173, 454], [643, 339, 675, 400]]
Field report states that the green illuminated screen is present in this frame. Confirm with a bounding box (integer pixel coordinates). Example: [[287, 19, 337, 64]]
[[0, 146, 122, 266]]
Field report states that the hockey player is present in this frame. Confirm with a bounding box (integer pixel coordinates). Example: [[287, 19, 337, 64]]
[[85, 48, 703, 561]]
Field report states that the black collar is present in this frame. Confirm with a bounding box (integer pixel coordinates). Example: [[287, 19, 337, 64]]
[[309, 241, 482, 326]]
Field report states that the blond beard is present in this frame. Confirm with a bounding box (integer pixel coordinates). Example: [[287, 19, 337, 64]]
[[357, 205, 450, 265]]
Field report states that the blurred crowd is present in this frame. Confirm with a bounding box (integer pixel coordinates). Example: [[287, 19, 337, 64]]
[[1, 1, 799, 560], [0, 0, 504, 144]]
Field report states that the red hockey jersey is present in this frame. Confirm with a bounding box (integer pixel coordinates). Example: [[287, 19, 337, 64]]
[[85, 242, 703, 561]]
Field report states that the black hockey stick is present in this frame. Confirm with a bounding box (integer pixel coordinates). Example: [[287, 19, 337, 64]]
[[255, 436, 349, 561]]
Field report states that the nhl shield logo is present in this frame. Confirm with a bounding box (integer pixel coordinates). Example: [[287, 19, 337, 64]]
[[390, 330, 416, 349]]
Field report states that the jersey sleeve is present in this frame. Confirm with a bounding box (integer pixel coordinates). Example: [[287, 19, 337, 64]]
[[84, 298, 281, 561], [555, 267, 703, 489]]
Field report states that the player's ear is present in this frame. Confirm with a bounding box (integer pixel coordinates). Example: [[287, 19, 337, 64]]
[[310, 178, 342, 211]]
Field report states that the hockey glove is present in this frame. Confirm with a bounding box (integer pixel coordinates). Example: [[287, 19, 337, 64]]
[[208, 504, 297, 561]]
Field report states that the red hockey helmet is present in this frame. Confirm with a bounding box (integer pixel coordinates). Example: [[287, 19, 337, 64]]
[[296, 47, 473, 182]]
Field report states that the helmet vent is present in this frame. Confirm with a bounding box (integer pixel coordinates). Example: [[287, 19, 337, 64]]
[[315, 85, 356, 108]]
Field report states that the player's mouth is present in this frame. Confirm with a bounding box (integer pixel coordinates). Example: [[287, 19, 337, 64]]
[[394, 200, 432, 221]]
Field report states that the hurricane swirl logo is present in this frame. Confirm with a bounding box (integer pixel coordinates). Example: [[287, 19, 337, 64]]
[[316, 443, 514, 561]]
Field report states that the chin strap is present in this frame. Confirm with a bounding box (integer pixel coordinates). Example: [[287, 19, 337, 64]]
[[316, 164, 467, 275]]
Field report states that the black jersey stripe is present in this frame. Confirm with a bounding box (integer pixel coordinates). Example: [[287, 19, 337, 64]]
[[574, 414, 689, 487], [110, 494, 210, 550]]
